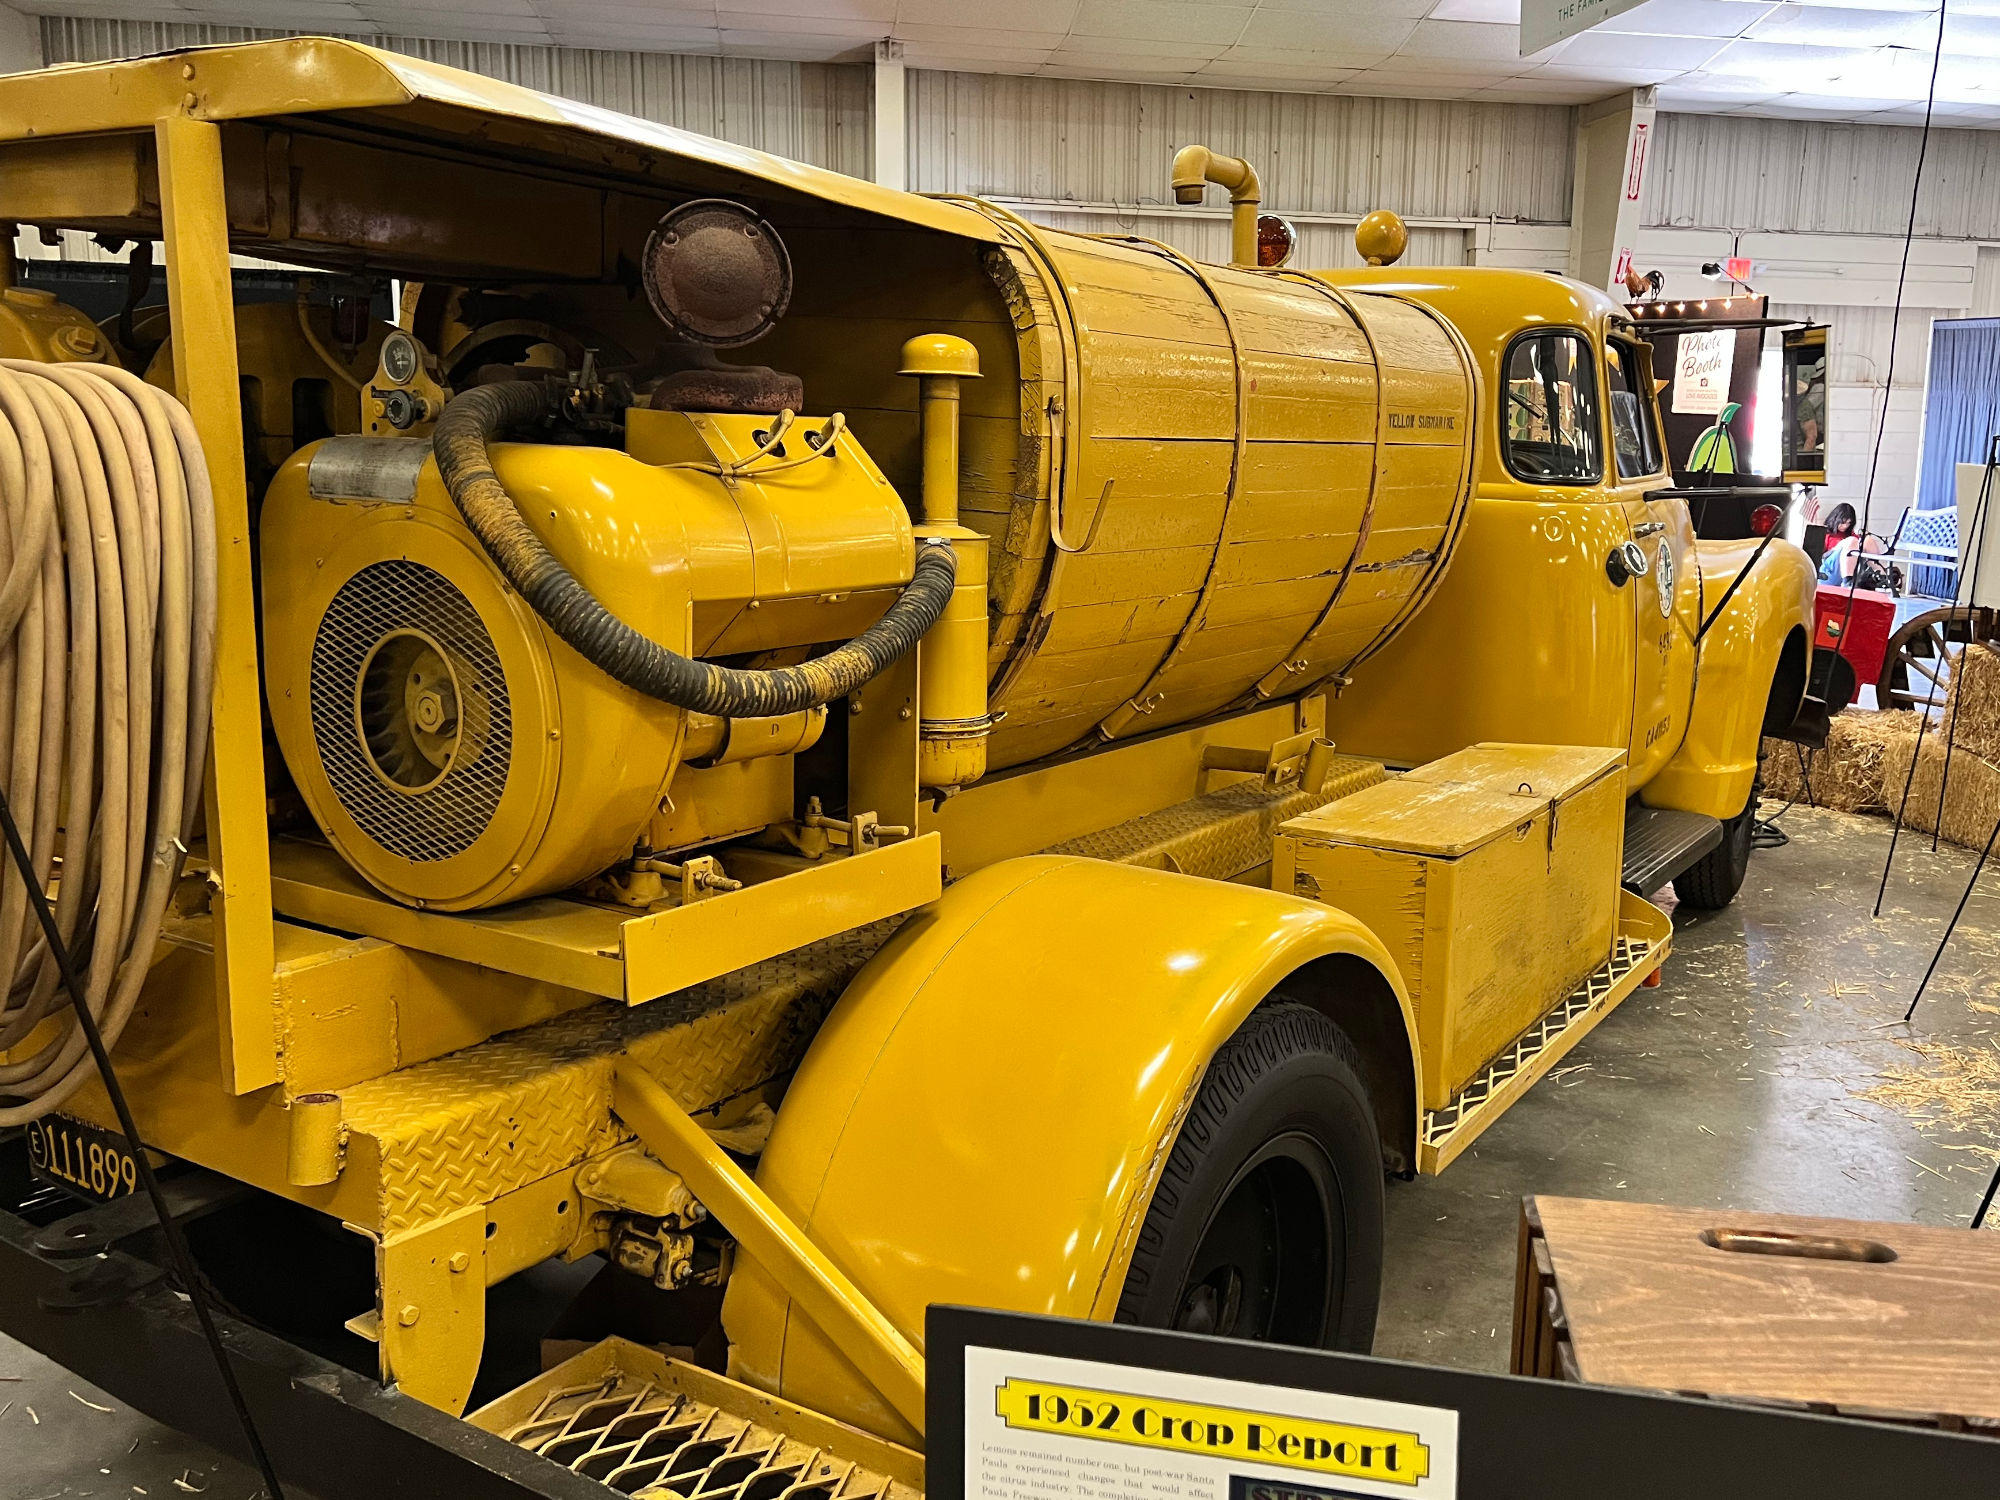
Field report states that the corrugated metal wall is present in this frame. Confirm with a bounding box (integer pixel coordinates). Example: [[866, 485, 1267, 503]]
[[1643, 112, 2000, 240], [38, 18, 873, 177], [33, 15, 2000, 514], [909, 72, 1574, 224]]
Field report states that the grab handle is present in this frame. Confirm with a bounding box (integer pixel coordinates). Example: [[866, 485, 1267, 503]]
[[1699, 1227, 1897, 1264]]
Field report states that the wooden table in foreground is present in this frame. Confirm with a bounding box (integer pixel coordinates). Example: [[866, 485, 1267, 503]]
[[1514, 1195, 2000, 1436]]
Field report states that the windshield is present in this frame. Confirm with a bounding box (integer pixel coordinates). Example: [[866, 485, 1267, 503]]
[[1503, 331, 1602, 485]]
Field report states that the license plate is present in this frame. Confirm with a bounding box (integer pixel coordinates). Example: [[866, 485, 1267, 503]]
[[27, 1113, 141, 1203]]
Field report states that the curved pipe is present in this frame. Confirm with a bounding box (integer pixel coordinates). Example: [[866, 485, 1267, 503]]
[[1171, 143, 1262, 268], [432, 381, 956, 718]]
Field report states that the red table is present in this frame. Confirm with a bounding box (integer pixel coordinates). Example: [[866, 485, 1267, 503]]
[[1813, 583, 1898, 689]]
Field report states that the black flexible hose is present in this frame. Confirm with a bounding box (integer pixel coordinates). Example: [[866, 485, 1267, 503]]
[[433, 382, 956, 717]]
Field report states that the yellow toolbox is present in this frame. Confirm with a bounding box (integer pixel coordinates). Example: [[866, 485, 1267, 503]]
[[1275, 743, 1627, 1110]]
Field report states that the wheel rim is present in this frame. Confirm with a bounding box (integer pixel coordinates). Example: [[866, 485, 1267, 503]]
[[1172, 1133, 1340, 1344]]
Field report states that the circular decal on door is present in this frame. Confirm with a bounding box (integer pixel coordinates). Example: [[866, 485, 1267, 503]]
[[1655, 540, 1675, 617]]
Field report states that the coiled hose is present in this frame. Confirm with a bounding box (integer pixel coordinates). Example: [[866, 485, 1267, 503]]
[[432, 382, 956, 718], [0, 361, 215, 1126]]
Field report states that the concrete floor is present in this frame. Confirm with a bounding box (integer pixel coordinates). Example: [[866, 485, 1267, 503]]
[[5, 803, 1999, 1495]]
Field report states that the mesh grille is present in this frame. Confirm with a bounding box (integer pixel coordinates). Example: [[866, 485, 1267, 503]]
[[310, 559, 512, 863], [503, 1374, 905, 1500]]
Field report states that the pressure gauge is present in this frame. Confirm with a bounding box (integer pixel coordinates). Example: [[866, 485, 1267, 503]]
[[379, 329, 421, 386]]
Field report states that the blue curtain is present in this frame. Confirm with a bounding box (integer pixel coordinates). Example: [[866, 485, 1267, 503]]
[[1914, 317, 2000, 595]]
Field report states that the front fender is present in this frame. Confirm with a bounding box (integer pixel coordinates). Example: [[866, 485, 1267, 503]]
[[720, 856, 1415, 1444], [1645, 536, 1815, 819]]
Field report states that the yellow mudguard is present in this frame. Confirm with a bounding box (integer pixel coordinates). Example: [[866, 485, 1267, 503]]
[[721, 855, 1415, 1444]]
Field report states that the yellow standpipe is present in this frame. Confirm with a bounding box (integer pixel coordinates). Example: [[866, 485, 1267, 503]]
[[901, 333, 994, 790], [1171, 144, 1261, 268]]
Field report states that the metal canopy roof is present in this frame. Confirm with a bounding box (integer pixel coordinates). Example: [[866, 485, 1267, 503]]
[[1, 37, 1001, 241]]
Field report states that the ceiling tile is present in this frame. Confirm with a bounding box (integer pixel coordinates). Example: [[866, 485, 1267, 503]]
[[1218, 43, 1404, 66], [1532, 59, 1691, 82], [1945, 13, 2000, 56], [1542, 28, 1725, 66], [719, 0, 898, 19], [1252, 0, 1434, 12], [894, 46, 1052, 68], [716, 10, 884, 35], [1595, 0, 1781, 39], [1431, 0, 1523, 20], [1398, 17, 1523, 58], [891, 23, 1071, 46], [1747, 5, 1939, 47], [1343, 61, 1521, 83], [901, 0, 1084, 30], [1069, 0, 1253, 44], [1194, 59, 1365, 82], [1050, 36, 1233, 58], [1235, 10, 1418, 49], [1354, 51, 1527, 74]]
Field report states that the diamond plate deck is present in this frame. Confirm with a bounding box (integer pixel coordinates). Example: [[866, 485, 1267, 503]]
[[340, 925, 896, 1235], [1043, 756, 1386, 880]]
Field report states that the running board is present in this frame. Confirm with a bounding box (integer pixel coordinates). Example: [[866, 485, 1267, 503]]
[[1621, 804, 1723, 894], [1419, 890, 1673, 1174]]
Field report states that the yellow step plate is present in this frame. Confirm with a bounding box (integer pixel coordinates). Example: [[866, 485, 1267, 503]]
[[470, 1338, 924, 1500], [1417, 889, 1672, 1175]]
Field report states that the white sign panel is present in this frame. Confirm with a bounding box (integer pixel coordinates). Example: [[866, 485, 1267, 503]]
[[966, 1345, 1460, 1500], [1521, 0, 1648, 55], [1672, 330, 1736, 416]]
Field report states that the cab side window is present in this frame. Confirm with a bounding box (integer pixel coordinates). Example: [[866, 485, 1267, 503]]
[[1503, 331, 1601, 484], [1607, 340, 1664, 479]]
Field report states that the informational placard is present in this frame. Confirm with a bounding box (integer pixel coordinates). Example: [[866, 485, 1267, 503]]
[[1672, 329, 1736, 415], [1521, 0, 1647, 55], [966, 1345, 1458, 1500], [928, 1306, 2000, 1500]]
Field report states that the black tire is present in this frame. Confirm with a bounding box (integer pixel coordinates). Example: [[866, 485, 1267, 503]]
[[1672, 791, 1755, 911], [1115, 1001, 1383, 1352]]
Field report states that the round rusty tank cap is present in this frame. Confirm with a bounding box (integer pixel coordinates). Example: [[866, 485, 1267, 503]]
[[1355, 209, 1409, 267], [899, 332, 981, 379], [642, 198, 793, 348]]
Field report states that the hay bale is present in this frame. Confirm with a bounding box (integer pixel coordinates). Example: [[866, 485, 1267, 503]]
[[1876, 732, 2000, 851], [1942, 643, 2000, 760], [1760, 709, 1922, 812]]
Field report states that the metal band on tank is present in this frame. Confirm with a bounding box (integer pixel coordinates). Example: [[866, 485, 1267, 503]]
[[1249, 273, 1390, 700], [1252, 277, 1482, 698], [926, 195, 1086, 716], [1333, 294, 1483, 679], [1091, 235, 1251, 742]]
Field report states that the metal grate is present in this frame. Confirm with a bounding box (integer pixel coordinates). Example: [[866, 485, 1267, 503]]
[[309, 559, 512, 863], [1422, 933, 1652, 1149], [503, 1374, 906, 1500]]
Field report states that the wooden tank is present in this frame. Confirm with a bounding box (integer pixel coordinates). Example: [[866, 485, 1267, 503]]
[[971, 223, 1480, 767]]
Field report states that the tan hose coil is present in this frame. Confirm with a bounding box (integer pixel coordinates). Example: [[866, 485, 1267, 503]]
[[0, 361, 216, 1125]]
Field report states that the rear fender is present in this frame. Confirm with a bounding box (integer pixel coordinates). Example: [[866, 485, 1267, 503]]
[[1645, 537, 1815, 819], [720, 856, 1416, 1444]]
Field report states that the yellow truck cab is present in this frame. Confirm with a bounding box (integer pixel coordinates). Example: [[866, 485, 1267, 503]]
[[0, 39, 1815, 1486], [1317, 264, 1818, 910]]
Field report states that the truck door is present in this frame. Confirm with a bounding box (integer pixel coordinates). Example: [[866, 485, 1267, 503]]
[[1608, 336, 1701, 790]]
